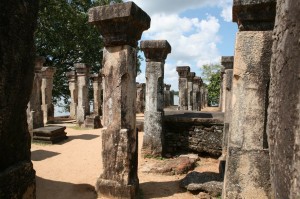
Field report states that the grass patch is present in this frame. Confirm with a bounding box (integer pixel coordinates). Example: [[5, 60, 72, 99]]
[[69, 125, 92, 130]]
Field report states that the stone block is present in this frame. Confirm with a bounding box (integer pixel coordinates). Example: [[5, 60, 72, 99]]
[[32, 126, 67, 144], [84, 115, 102, 129]]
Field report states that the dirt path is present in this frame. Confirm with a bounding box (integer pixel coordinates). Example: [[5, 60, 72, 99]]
[[32, 126, 219, 199]]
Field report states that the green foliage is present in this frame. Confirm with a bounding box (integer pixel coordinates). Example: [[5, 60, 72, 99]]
[[201, 64, 222, 84], [35, 0, 122, 106], [207, 71, 221, 106]]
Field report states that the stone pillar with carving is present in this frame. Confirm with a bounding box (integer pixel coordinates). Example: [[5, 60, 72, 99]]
[[187, 72, 195, 111], [27, 56, 45, 133], [223, 1, 276, 198], [88, 2, 150, 198], [91, 74, 101, 116], [164, 84, 171, 108], [141, 40, 171, 157], [176, 66, 190, 110], [66, 71, 78, 119], [41, 66, 56, 124], [192, 76, 201, 111]]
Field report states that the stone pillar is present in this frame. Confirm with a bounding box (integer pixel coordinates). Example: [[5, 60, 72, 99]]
[[267, 0, 300, 198], [164, 84, 171, 108], [187, 72, 195, 111], [141, 40, 171, 157], [176, 66, 190, 110], [219, 56, 234, 177], [0, 1, 38, 198], [66, 71, 78, 119], [41, 66, 56, 124], [192, 76, 201, 111], [170, 90, 174, 106], [220, 68, 225, 112], [27, 56, 45, 133], [88, 2, 150, 198], [91, 74, 101, 116], [75, 63, 90, 125], [223, 1, 276, 198], [136, 83, 146, 113]]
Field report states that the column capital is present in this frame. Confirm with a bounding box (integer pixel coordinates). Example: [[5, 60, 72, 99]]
[[193, 76, 201, 84], [137, 83, 145, 89], [41, 67, 56, 78], [176, 66, 190, 78], [90, 73, 101, 83], [88, 2, 151, 47], [35, 56, 45, 71], [221, 56, 234, 70], [66, 71, 77, 82], [75, 63, 90, 76], [187, 72, 195, 82], [233, 0, 276, 31], [140, 40, 171, 62], [164, 84, 171, 91]]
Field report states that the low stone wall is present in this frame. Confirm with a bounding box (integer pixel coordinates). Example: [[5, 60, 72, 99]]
[[163, 112, 224, 157]]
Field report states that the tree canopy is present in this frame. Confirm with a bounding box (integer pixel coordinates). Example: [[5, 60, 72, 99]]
[[35, 0, 122, 105]]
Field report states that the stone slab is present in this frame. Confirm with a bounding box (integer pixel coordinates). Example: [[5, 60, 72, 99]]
[[32, 126, 67, 144]]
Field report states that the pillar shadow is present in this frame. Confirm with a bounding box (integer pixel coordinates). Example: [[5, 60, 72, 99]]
[[36, 176, 97, 199], [56, 134, 99, 145], [31, 150, 60, 161]]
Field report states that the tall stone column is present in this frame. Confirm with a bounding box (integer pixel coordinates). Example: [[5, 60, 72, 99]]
[[223, 1, 276, 198], [267, 0, 300, 198], [91, 74, 101, 116], [220, 68, 225, 112], [0, 1, 38, 198], [219, 56, 234, 177], [41, 67, 56, 124], [66, 71, 78, 119], [176, 66, 190, 110], [75, 63, 90, 125], [192, 76, 201, 111], [136, 83, 146, 113], [88, 2, 150, 198], [164, 84, 171, 107], [187, 72, 195, 111], [27, 56, 45, 133], [141, 40, 171, 157], [170, 90, 174, 106]]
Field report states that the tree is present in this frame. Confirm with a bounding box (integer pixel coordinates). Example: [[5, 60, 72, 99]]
[[200, 64, 222, 84], [207, 71, 221, 106], [35, 0, 122, 106]]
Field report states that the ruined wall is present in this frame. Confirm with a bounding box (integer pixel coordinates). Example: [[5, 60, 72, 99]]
[[267, 0, 300, 198], [164, 115, 224, 157], [0, 0, 38, 198]]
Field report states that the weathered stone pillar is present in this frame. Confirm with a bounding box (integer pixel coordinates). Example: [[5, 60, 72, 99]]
[[141, 40, 171, 157], [176, 66, 190, 110], [0, 1, 38, 198], [75, 63, 90, 125], [223, 1, 276, 198], [170, 90, 174, 106], [187, 72, 195, 111], [27, 56, 45, 133], [219, 56, 234, 177], [164, 84, 171, 108], [88, 2, 150, 198], [192, 76, 201, 111], [267, 0, 300, 198], [66, 71, 78, 119], [91, 74, 101, 116], [220, 68, 225, 112], [41, 67, 56, 124], [136, 83, 146, 113]]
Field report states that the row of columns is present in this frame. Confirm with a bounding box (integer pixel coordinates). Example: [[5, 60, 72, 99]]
[[176, 66, 206, 111], [27, 56, 56, 132]]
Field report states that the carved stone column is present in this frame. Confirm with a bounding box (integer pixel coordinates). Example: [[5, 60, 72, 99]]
[[75, 63, 89, 125], [66, 71, 78, 119], [27, 56, 45, 133], [187, 72, 195, 111], [136, 83, 146, 113], [88, 2, 150, 198], [220, 68, 225, 112], [176, 66, 190, 110], [223, 1, 276, 198], [164, 84, 171, 108], [91, 74, 101, 116], [192, 76, 201, 111], [41, 67, 56, 124], [141, 40, 171, 157]]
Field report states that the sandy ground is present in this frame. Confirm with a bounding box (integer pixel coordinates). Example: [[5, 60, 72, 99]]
[[32, 110, 219, 199]]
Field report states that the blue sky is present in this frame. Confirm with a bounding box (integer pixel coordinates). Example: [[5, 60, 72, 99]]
[[128, 0, 238, 90]]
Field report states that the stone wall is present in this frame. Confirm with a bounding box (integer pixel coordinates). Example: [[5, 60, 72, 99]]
[[164, 112, 224, 157]]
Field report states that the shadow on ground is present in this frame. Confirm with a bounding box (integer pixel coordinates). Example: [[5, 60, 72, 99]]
[[31, 150, 60, 161], [140, 180, 187, 198], [36, 176, 97, 199], [55, 134, 99, 145]]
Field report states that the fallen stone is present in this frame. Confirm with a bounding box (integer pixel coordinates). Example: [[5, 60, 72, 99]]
[[84, 115, 102, 129], [33, 125, 67, 144]]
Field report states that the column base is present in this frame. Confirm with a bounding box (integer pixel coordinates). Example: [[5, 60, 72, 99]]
[[0, 161, 36, 199], [96, 178, 139, 199]]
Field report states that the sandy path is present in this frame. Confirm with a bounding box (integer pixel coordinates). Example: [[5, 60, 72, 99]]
[[32, 125, 218, 199]]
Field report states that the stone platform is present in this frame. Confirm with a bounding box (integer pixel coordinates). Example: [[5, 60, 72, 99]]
[[33, 125, 67, 144], [84, 115, 102, 129]]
